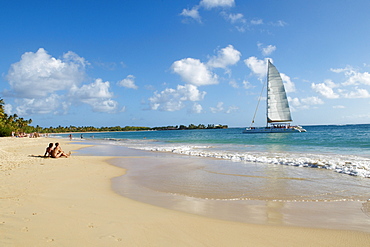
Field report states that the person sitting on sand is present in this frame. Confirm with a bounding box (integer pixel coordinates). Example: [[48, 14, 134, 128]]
[[44, 143, 53, 157], [51, 143, 70, 158]]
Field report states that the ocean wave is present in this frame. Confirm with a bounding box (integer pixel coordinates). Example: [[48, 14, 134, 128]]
[[131, 145, 370, 178]]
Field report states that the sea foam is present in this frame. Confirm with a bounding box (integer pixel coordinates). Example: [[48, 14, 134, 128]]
[[131, 144, 370, 178]]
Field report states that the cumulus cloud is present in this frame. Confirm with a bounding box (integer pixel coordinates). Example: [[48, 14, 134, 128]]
[[149, 84, 206, 111], [251, 19, 263, 25], [6, 48, 87, 98], [191, 103, 203, 113], [245, 56, 296, 93], [229, 80, 238, 88], [242, 80, 253, 89], [180, 6, 201, 23], [244, 56, 270, 79], [172, 58, 218, 86], [341, 88, 370, 98], [4, 48, 121, 115], [311, 80, 339, 99], [226, 105, 238, 113], [200, 0, 235, 9], [331, 66, 370, 86], [180, 0, 286, 35], [117, 75, 138, 89], [311, 65, 370, 101], [221, 12, 246, 24], [15, 94, 66, 115], [289, 96, 324, 111], [210, 102, 224, 113], [280, 73, 296, 93], [257, 43, 276, 56], [181, 0, 234, 23], [69, 79, 118, 112], [207, 45, 241, 69]]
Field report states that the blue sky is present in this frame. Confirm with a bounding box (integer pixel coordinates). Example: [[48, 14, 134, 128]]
[[1, 0, 370, 128]]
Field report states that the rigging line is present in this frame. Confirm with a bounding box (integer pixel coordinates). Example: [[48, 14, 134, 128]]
[[250, 78, 266, 128]]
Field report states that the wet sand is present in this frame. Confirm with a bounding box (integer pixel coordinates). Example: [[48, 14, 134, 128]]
[[108, 152, 370, 232], [1, 137, 369, 246]]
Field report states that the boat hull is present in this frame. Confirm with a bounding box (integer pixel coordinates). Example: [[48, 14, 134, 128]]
[[243, 126, 306, 133]]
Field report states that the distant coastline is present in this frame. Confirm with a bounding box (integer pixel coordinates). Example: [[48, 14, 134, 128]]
[[36, 123, 229, 134]]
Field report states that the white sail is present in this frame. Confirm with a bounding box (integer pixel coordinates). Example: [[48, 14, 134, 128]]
[[266, 61, 292, 123]]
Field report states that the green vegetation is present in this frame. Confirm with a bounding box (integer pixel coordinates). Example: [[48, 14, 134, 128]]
[[0, 98, 33, 137], [0, 98, 228, 137]]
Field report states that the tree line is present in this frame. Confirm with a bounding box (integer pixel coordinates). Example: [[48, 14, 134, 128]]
[[0, 99, 33, 136], [0, 98, 227, 137]]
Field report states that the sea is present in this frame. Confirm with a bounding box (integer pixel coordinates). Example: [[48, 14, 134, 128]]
[[57, 124, 370, 231]]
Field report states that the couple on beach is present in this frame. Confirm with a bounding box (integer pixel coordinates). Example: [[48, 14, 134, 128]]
[[44, 143, 70, 158]]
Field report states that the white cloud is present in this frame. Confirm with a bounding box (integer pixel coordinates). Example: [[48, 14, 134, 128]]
[[270, 20, 287, 27], [210, 102, 237, 114], [210, 102, 224, 113], [251, 19, 263, 25], [14, 94, 65, 115], [4, 48, 123, 115], [200, 0, 235, 9], [149, 84, 206, 111], [181, 0, 234, 22], [172, 58, 218, 86], [207, 45, 241, 69], [229, 80, 238, 88], [289, 96, 324, 111], [245, 56, 296, 94], [244, 56, 270, 79], [191, 103, 203, 113], [219, 12, 248, 32], [226, 105, 238, 113], [3, 104, 12, 115], [242, 80, 253, 89], [117, 75, 138, 89], [341, 88, 370, 98], [311, 80, 339, 99], [6, 48, 87, 98], [180, 6, 201, 23], [88, 99, 118, 113], [222, 12, 245, 24], [311, 65, 370, 101], [333, 105, 345, 109], [257, 43, 276, 56], [301, 96, 324, 105], [69, 79, 118, 113], [331, 66, 370, 86], [280, 73, 296, 93]]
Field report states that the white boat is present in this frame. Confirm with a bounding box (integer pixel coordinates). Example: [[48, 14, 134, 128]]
[[243, 60, 306, 133]]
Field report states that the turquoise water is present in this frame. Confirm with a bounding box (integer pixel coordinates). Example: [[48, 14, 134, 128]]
[[62, 124, 370, 178]]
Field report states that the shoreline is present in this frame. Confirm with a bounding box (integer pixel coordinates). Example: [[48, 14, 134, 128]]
[[106, 149, 370, 232], [1, 137, 369, 246]]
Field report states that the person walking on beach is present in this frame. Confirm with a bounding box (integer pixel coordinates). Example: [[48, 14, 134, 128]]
[[51, 143, 70, 158], [44, 143, 53, 157], [69, 134, 72, 140]]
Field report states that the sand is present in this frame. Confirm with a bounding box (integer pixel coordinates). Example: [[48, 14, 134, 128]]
[[1, 137, 369, 246]]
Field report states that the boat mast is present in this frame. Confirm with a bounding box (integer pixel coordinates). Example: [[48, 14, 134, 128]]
[[249, 67, 267, 128], [266, 60, 270, 127]]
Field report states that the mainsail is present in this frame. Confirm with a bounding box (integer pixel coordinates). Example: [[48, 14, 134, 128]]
[[266, 61, 292, 123]]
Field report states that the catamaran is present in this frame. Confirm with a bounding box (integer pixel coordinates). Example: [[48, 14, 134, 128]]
[[243, 60, 306, 133]]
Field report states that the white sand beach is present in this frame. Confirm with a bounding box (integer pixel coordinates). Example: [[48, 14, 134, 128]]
[[1, 137, 369, 246]]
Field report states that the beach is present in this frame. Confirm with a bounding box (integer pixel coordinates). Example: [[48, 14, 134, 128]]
[[1, 137, 369, 246]]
